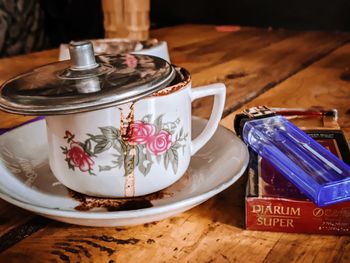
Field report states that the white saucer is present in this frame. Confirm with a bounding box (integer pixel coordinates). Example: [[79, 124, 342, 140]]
[[0, 117, 249, 227]]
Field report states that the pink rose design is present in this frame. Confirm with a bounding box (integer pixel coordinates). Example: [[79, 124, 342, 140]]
[[124, 54, 138, 69], [67, 142, 94, 172], [147, 130, 172, 155], [127, 121, 156, 145]]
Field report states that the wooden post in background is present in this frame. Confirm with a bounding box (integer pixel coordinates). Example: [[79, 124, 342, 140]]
[[101, 0, 150, 40], [124, 0, 150, 40], [101, 0, 126, 38]]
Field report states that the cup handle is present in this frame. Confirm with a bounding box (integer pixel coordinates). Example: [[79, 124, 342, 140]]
[[190, 83, 226, 155]]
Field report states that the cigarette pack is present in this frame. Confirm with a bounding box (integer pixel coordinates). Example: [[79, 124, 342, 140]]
[[245, 109, 350, 234]]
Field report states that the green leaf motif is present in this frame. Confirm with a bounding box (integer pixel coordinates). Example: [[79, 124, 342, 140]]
[[141, 114, 152, 123], [170, 147, 179, 174], [165, 147, 179, 174], [99, 126, 120, 140], [61, 146, 68, 154], [138, 146, 153, 176], [164, 151, 170, 170], [94, 140, 113, 154], [83, 139, 95, 157], [154, 114, 164, 132], [88, 169, 96, 176], [184, 133, 188, 140], [172, 142, 181, 149], [112, 154, 124, 168], [113, 141, 123, 155], [99, 165, 114, 172], [88, 134, 106, 143], [84, 139, 92, 151], [133, 145, 140, 167]]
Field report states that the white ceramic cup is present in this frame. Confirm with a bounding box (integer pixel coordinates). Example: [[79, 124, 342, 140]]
[[46, 69, 226, 197]]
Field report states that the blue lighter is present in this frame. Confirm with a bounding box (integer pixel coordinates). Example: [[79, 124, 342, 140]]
[[234, 106, 350, 207]]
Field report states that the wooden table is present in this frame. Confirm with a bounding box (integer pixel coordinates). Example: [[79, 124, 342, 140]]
[[0, 25, 349, 262]]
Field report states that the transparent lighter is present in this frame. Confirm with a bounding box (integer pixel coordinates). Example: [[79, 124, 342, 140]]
[[234, 106, 350, 207]]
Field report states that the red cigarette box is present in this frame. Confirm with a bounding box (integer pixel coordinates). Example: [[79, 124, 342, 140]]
[[245, 109, 350, 234]]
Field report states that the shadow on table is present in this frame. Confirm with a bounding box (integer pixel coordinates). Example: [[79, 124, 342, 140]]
[[189, 172, 248, 229]]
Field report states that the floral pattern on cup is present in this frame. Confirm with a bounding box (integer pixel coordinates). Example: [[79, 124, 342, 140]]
[[146, 130, 172, 156], [61, 132, 95, 175], [61, 114, 188, 177], [127, 121, 156, 145]]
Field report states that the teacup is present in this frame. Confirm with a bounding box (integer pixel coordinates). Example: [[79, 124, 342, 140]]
[[46, 68, 226, 197], [0, 41, 226, 198]]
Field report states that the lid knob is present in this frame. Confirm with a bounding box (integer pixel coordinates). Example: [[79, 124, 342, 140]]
[[69, 41, 98, 70]]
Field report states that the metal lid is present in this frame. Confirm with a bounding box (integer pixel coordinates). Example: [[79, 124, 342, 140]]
[[0, 41, 176, 115]]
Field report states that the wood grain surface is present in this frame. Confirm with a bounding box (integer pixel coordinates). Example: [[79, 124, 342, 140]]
[[155, 26, 350, 118], [220, 41, 350, 140], [0, 25, 350, 262]]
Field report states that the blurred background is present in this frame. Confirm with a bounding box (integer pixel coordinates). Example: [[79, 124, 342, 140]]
[[1, 0, 350, 57]]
